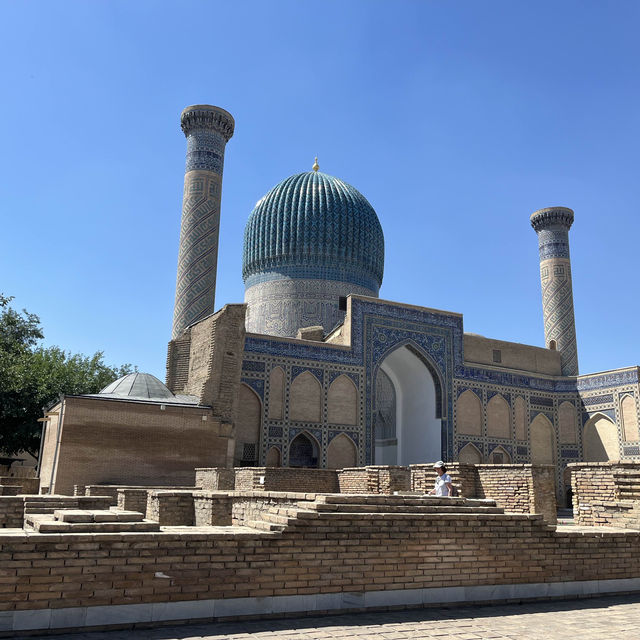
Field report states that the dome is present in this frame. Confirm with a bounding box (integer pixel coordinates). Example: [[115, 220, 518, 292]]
[[99, 373, 175, 401], [242, 170, 384, 291]]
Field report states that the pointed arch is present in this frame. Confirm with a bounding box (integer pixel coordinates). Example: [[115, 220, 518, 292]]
[[235, 383, 262, 465], [530, 413, 555, 465], [327, 433, 357, 469], [289, 431, 319, 468], [290, 371, 322, 422], [487, 394, 510, 438], [558, 401, 577, 444], [327, 375, 358, 425], [583, 413, 619, 462], [489, 445, 511, 464], [514, 396, 527, 441], [458, 442, 483, 464], [375, 339, 446, 419], [621, 395, 639, 442], [268, 366, 285, 420], [457, 390, 482, 436], [265, 446, 281, 467]]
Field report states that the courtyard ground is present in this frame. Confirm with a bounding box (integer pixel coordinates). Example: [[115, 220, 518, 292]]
[[27, 593, 640, 640]]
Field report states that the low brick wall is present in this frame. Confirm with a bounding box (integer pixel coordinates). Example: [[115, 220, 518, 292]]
[[4, 500, 640, 632], [117, 488, 148, 513], [338, 466, 411, 494], [0, 477, 40, 494], [195, 468, 235, 491], [147, 491, 196, 525], [234, 468, 339, 493], [570, 462, 640, 526], [193, 493, 233, 526], [0, 497, 25, 528]]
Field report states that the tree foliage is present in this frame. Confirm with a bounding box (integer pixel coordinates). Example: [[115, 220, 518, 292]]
[[0, 296, 133, 459]]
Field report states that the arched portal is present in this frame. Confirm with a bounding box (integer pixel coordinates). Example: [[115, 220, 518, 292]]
[[374, 345, 442, 465], [583, 413, 619, 462], [289, 432, 319, 468]]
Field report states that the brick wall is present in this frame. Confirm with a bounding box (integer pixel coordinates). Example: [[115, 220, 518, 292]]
[[231, 492, 314, 527], [193, 493, 233, 526], [0, 477, 39, 494], [570, 462, 640, 526], [117, 489, 148, 513], [0, 497, 25, 528], [195, 468, 235, 491], [147, 491, 196, 526], [234, 468, 339, 493], [338, 466, 411, 494], [3, 502, 640, 619]]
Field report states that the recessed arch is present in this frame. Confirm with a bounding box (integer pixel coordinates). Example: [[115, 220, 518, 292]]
[[456, 390, 482, 436], [290, 371, 322, 422], [289, 431, 319, 468], [235, 383, 262, 466], [373, 343, 442, 465], [458, 442, 483, 464], [327, 433, 357, 469], [327, 375, 358, 425], [530, 413, 555, 465], [489, 445, 511, 464], [583, 413, 619, 462], [265, 446, 281, 467], [487, 394, 510, 438]]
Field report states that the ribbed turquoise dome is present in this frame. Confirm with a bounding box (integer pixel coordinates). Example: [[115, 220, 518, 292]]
[[242, 171, 384, 291]]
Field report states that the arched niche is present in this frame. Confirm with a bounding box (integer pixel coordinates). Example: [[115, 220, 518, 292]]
[[456, 390, 482, 436], [458, 442, 483, 464], [235, 384, 262, 465], [290, 371, 321, 423], [514, 396, 527, 441], [558, 401, 577, 444], [327, 433, 357, 469], [289, 432, 319, 468], [621, 395, 639, 442], [489, 445, 511, 464], [374, 344, 442, 465], [268, 366, 285, 420], [265, 446, 281, 467], [327, 375, 358, 426], [583, 413, 619, 462], [530, 413, 555, 465], [487, 394, 510, 439]]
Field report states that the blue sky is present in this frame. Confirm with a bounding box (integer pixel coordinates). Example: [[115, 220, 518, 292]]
[[1, 1, 638, 379]]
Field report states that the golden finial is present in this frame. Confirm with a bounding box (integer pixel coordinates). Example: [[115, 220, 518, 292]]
[[312, 156, 319, 172]]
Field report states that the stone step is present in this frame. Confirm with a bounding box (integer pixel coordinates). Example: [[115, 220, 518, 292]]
[[246, 519, 286, 532], [53, 509, 144, 523], [304, 503, 504, 515], [24, 513, 159, 533]]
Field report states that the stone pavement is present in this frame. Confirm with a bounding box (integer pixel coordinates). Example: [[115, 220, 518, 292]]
[[27, 593, 640, 640]]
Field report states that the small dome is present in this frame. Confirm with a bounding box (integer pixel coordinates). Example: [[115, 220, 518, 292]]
[[242, 170, 384, 291], [99, 373, 174, 400]]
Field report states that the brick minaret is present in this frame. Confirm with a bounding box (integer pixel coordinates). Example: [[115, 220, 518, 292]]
[[171, 105, 234, 339], [530, 206, 579, 376]]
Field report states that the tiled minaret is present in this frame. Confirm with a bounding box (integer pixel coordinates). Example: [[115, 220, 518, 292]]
[[172, 105, 234, 339], [530, 206, 579, 376]]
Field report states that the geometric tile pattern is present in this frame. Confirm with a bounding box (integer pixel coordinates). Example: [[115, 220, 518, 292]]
[[171, 106, 234, 339], [531, 207, 579, 376]]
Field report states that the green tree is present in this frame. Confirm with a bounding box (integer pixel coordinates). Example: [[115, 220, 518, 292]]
[[0, 296, 133, 459]]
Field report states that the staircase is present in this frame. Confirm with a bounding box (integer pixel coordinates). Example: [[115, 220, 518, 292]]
[[244, 494, 506, 533]]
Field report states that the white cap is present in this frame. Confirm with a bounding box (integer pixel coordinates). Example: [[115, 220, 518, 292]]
[[433, 460, 445, 468]]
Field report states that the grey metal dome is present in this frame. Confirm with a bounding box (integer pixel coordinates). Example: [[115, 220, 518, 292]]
[[99, 373, 175, 400]]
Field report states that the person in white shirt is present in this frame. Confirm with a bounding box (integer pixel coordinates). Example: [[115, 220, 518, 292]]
[[429, 460, 453, 496]]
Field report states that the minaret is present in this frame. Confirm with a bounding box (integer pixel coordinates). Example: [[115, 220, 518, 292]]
[[171, 105, 235, 339], [530, 206, 579, 376]]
